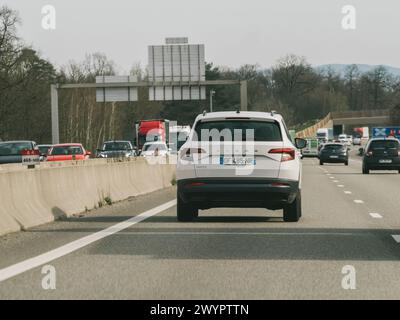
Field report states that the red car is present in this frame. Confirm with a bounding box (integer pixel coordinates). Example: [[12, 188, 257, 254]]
[[46, 144, 91, 162]]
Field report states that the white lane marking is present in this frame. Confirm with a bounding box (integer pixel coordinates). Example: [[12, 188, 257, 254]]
[[333, 180, 339, 183], [344, 191, 352, 194], [369, 213, 383, 219], [392, 235, 400, 243], [0, 199, 177, 283], [127, 232, 365, 236], [354, 200, 364, 204], [329, 177, 335, 179], [337, 185, 345, 188]]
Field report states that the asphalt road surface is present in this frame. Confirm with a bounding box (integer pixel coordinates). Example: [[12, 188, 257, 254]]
[[1, 147, 400, 299]]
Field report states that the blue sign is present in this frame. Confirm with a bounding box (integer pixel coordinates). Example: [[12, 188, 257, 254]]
[[373, 127, 400, 138]]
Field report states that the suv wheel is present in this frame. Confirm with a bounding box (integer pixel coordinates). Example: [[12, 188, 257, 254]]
[[177, 195, 198, 222], [283, 191, 302, 222], [319, 160, 324, 165], [362, 165, 370, 174], [345, 160, 349, 166]]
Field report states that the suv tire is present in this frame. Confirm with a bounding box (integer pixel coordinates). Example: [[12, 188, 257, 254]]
[[283, 191, 302, 222], [177, 195, 198, 222], [319, 160, 324, 166], [362, 165, 370, 174]]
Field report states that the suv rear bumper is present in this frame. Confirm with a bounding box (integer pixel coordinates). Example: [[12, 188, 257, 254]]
[[363, 157, 400, 170], [320, 154, 348, 163], [177, 178, 299, 210]]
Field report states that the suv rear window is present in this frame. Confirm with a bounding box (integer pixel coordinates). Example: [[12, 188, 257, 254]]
[[194, 120, 282, 142], [369, 140, 399, 151]]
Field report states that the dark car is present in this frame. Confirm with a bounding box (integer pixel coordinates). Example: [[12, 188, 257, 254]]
[[319, 143, 349, 166], [0, 141, 37, 164], [362, 138, 400, 174], [97, 141, 136, 158]]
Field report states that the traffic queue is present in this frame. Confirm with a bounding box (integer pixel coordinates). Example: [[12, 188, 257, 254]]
[[0, 120, 192, 165]]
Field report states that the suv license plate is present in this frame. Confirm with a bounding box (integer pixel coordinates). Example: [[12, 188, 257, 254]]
[[330, 155, 339, 159], [221, 157, 255, 166], [379, 159, 392, 164]]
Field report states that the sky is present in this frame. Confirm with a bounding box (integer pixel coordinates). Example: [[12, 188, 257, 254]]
[[4, 0, 400, 73]]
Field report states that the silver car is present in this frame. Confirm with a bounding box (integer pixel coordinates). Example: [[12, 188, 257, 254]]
[[0, 141, 37, 164]]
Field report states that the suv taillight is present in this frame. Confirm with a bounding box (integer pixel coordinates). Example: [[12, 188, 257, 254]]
[[269, 148, 296, 162]]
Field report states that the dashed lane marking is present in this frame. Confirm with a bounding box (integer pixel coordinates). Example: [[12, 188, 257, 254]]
[[392, 235, 400, 243], [369, 213, 383, 219]]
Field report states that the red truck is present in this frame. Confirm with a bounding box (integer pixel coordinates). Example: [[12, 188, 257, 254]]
[[135, 120, 170, 153]]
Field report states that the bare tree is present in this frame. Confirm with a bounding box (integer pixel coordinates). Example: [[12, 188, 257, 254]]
[[272, 54, 320, 98]]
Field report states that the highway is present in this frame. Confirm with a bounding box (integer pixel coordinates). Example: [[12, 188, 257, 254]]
[[1, 148, 400, 299]]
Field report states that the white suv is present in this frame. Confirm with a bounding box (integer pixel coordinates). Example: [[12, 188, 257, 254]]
[[176, 111, 307, 222]]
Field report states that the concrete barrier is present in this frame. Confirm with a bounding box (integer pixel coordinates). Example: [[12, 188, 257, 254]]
[[296, 113, 333, 139], [0, 158, 176, 236]]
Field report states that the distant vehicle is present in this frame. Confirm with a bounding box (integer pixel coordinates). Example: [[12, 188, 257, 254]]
[[301, 138, 319, 158], [316, 128, 333, 143], [338, 134, 352, 146], [97, 141, 136, 158], [361, 137, 400, 174], [0, 141, 37, 164], [46, 144, 91, 162], [141, 142, 169, 157], [37, 144, 52, 161], [319, 143, 349, 166], [352, 135, 362, 146], [135, 120, 170, 154], [354, 127, 369, 140], [176, 111, 307, 222]]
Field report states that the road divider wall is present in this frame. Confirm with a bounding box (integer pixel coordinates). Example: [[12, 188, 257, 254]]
[[296, 113, 333, 139], [0, 158, 176, 236]]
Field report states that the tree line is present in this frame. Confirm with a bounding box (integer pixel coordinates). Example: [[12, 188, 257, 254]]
[[1, 6, 399, 151]]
